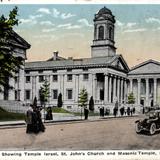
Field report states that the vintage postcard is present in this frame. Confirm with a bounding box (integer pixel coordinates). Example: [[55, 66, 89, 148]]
[[0, 1, 160, 160]]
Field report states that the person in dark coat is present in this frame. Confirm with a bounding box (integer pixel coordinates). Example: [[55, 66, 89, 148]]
[[84, 108, 89, 120], [32, 107, 39, 134], [127, 107, 130, 116], [26, 106, 33, 133], [36, 108, 45, 132], [46, 107, 53, 120]]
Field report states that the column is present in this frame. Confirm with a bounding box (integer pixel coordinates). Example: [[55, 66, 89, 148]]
[[9, 77, 15, 100], [49, 75, 52, 104], [145, 78, 149, 106], [120, 78, 123, 103], [109, 75, 112, 103], [124, 79, 127, 103], [154, 78, 157, 105], [113, 75, 117, 102], [130, 78, 133, 93], [93, 74, 97, 101], [18, 67, 25, 101], [117, 77, 120, 103], [104, 74, 109, 104], [137, 79, 141, 105]]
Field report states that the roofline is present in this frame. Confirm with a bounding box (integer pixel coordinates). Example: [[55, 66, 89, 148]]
[[130, 59, 160, 71]]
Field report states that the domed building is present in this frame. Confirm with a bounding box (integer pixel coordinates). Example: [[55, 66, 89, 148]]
[[1, 7, 160, 113]]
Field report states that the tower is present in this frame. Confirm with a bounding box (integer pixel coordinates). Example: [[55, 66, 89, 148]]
[[91, 7, 116, 57]]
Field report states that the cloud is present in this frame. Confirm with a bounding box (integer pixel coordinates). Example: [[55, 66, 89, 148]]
[[37, 8, 51, 14], [53, 8, 60, 18], [40, 21, 54, 26], [42, 28, 56, 33], [145, 17, 160, 24], [126, 22, 137, 28], [20, 18, 37, 25], [77, 19, 92, 27], [52, 8, 76, 19], [116, 20, 124, 27], [57, 23, 81, 29], [124, 28, 147, 33], [33, 34, 56, 40], [61, 13, 76, 19], [29, 14, 43, 20]]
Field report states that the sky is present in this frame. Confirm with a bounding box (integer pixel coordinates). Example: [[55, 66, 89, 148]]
[[1, 4, 160, 67]]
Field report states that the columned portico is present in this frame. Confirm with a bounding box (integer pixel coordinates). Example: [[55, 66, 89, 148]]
[[146, 78, 149, 106], [154, 78, 157, 105], [137, 79, 141, 105]]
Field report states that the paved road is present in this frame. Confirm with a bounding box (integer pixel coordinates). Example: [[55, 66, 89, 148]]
[[0, 116, 159, 150]]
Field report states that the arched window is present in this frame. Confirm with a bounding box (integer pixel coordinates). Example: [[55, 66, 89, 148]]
[[109, 27, 112, 40], [98, 26, 104, 40]]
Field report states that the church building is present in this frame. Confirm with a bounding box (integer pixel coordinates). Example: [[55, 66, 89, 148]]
[[1, 7, 160, 113]]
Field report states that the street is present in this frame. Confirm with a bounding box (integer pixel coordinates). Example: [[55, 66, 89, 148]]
[[0, 116, 160, 150]]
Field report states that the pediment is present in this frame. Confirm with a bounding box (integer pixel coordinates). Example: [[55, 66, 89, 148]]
[[129, 60, 160, 75], [9, 30, 30, 49], [109, 55, 130, 73]]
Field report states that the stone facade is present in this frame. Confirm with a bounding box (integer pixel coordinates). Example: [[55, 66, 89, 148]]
[[1, 7, 160, 113]]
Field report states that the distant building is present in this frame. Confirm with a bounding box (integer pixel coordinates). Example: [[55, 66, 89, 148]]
[[1, 7, 160, 112]]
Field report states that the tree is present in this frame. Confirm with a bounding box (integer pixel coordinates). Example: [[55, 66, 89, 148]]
[[0, 7, 24, 92], [57, 93, 63, 108], [78, 88, 88, 119], [128, 92, 135, 104], [89, 96, 94, 112], [39, 80, 50, 107]]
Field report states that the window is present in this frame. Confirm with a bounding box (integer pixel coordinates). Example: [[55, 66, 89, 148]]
[[26, 76, 30, 83], [53, 89, 58, 99], [52, 69, 57, 73], [83, 68, 88, 71], [38, 70, 43, 73], [39, 75, 44, 82], [83, 74, 89, 81], [109, 27, 112, 40], [98, 26, 104, 40], [67, 69, 72, 72], [67, 74, 72, 81], [25, 90, 31, 100], [15, 90, 18, 100], [67, 106, 72, 109], [53, 75, 58, 82], [25, 71, 30, 74], [67, 89, 73, 100]]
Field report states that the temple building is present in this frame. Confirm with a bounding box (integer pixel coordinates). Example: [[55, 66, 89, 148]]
[[0, 7, 160, 112]]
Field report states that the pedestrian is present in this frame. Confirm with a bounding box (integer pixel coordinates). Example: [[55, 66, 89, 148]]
[[46, 107, 53, 120], [25, 106, 33, 133], [113, 107, 118, 117], [132, 107, 135, 114], [130, 108, 133, 116], [127, 107, 130, 116], [84, 107, 89, 120], [36, 108, 45, 132]]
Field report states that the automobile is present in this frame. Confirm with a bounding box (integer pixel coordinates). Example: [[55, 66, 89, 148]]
[[135, 110, 160, 135]]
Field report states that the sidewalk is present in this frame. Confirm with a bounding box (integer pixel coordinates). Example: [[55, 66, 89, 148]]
[[0, 114, 139, 129]]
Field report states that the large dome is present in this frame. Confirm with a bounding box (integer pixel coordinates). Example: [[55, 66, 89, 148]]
[[98, 7, 112, 15]]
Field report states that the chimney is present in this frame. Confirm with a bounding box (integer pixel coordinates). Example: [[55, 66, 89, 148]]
[[53, 51, 58, 60], [68, 57, 73, 60]]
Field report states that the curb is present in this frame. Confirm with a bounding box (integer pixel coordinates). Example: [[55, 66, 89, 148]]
[[0, 115, 139, 129]]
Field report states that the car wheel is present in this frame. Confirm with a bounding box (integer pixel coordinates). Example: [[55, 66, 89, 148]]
[[150, 123, 156, 135], [135, 122, 142, 133]]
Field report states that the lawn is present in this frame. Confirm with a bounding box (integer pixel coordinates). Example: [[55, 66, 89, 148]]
[[0, 107, 25, 121], [52, 107, 71, 113]]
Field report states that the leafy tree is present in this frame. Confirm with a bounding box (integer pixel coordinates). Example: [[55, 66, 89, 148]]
[[39, 80, 50, 108], [57, 93, 63, 108], [89, 96, 94, 112], [0, 7, 23, 92], [78, 88, 88, 119], [128, 92, 135, 104]]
